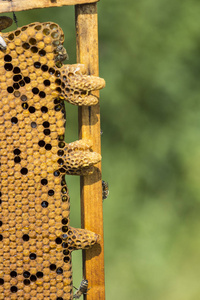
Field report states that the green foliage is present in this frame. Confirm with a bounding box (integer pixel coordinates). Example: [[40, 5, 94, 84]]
[[3, 1, 200, 298]]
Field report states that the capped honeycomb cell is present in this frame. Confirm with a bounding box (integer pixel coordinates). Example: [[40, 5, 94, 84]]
[[0, 21, 105, 299]]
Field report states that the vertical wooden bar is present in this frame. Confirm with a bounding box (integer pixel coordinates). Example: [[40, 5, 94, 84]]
[[75, 3, 105, 300]]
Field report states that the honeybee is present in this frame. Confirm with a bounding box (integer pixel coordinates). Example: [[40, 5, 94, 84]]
[[0, 16, 13, 50], [102, 180, 109, 201], [73, 279, 90, 299], [55, 45, 69, 63]]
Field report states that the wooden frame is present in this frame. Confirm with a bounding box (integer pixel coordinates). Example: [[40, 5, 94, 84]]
[[0, 0, 98, 13], [0, 1, 105, 299], [76, 4, 105, 299]]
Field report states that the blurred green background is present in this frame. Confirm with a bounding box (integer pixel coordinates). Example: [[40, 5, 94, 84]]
[[3, 0, 200, 299]]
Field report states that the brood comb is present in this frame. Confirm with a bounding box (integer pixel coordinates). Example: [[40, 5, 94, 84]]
[[0, 21, 105, 300]]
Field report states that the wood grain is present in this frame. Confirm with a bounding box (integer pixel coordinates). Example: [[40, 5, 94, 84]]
[[0, 0, 98, 13], [75, 3, 105, 300]]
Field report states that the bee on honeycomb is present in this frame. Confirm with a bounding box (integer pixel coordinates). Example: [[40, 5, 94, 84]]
[[0, 21, 105, 299]]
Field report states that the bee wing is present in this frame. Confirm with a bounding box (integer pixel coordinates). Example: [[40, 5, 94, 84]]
[[0, 16, 13, 31]]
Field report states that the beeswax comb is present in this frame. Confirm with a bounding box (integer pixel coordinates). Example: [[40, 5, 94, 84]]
[[0, 21, 105, 300]]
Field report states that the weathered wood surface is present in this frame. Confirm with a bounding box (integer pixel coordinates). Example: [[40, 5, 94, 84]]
[[0, 0, 98, 13], [75, 3, 105, 300]]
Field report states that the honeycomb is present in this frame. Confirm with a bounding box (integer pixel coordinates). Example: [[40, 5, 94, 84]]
[[0, 22, 105, 299]]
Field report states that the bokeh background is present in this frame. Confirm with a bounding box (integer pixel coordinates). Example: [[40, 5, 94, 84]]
[[3, 0, 200, 299]]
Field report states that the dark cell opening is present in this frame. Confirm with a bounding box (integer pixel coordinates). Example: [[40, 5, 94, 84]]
[[41, 179, 48, 185], [13, 83, 20, 90], [41, 64, 48, 72], [39, 49, 46, 56], [38, 140, 45, 147], [21, 168, 28, 175], [49, 264, 56, 271], [64, 256, 70, 263], [29, 38, 36, 45], [45, 144, 52, 151], [57, 298, 63, 300], [24, 279, 30, 285], [10, 286, 18, 293], [0, 278, 4, 285], [43, 129, 50, 136], [32, 87, 39, 94], [41, 201, 48, 208], [58, 142, 65, 148], [31, 122, 37, 128], [24, 77, 30, 83], [4, 55, 12, 62], [36, 272, 43, 278], [55, 237, 62, 244], [29, 253, 36, 260], [10, 271, 17, 278], [62, 218, 68, 225], [22, 102, 28, 109], [54, 170, 60, 177], [49, 68, 55, 75], [11, 117, 18, 124], [29, 106, 36, 113], [54, 98, 60, 104], [31, 46, 38, 53], [7, 86, 14, 93], [59, 168, 66, 173], [22, 43, 30, 50], [58, 150, 64, 156], [61, 177, 66, 186], [34, 62, 41, 68], [56, 87, 62, 93], [61, 187, 68, 194], [39, 91, 46, 98], [13, 67, 20, 74], [58, 135, 64, 141], [55, 104, 62, 112], [62, 242, 68, 248], [21, 26, 28, 31], [13, 75, 22, 82], [30, 275, 37, 282], [56, 267, 63, 274], [4, 63, 13, 71], [8, 33, 14, 40], [21, 95, 27, 101], [63, 249, 69, 255], [43, 79, 50, 86], [14, 156, 21, 163], [55, 79, 61, 85], [43, 121, 50, 128], [62, 195, 68, 202], [22, 234, 29, 241], [15, 30, 20, 36], [19, 80, 25, 87], [55, 70, 61, 77], [48, 190, 54, 196], [62, 226, 68, 233], [23, 271, 30, 278], [0, 221, 2, 226], [14, 148, 21, 155], [57, 158, 64, 165], [41, 106, 48, 113], [0, 235, 3, 241]]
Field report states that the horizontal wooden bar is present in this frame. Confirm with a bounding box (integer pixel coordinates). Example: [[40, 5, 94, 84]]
[[0, 0, 99, 13]]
